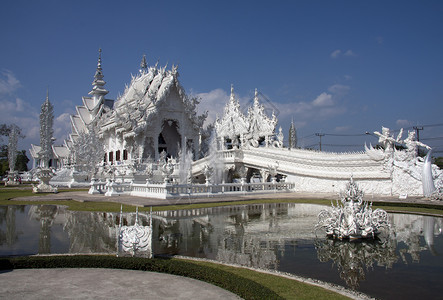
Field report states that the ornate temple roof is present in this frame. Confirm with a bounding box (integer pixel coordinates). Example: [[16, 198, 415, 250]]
[[215, 86, 277, 143], [215, 85, 248, 140], [68, 50, 114, 140], [62, 50, 205, 154], [247, 89, 277, 139]]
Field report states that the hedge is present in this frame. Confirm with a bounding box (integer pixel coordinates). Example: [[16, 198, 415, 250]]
[[0, 255, 282, 300]]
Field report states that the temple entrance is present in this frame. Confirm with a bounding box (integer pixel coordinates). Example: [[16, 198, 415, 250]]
[[158, 119, 181, 158]]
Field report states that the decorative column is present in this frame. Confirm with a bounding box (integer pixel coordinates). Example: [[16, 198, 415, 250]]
[[260, 168, 269, 183]]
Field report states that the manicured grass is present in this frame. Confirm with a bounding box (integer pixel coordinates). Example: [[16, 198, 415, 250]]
[[189, 259, 350, 300], [372, 203, 443, 216], [151, 198, 332, 212], [0, 255, 350, 300], [1, 187, 443, 216]]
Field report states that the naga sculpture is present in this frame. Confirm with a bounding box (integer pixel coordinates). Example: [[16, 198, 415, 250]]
[[315, 177, 390, 240], [117, 206, 152, 257]]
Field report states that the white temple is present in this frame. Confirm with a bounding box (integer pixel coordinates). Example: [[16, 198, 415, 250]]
[[30, 50, 443, 198]]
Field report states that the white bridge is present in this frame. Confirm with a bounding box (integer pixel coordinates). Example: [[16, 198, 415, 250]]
[[191, 147, 397, 196]]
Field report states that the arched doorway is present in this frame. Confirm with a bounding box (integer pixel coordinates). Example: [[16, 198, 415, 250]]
[[158, 119, 181, 158]]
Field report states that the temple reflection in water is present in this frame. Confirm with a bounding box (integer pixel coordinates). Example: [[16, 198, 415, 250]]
[[0, 203, 442, 296]]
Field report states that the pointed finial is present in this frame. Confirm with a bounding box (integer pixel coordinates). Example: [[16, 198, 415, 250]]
[[46, 86, 49, 102], [254, 88, 259, 105], [140, 54, 147, 73], [230, 84, 235, 102], [98, 48, 102, 67], [89, 49, 109, 97]]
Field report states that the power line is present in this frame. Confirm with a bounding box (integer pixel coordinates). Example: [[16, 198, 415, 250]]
[[413, 126, 424, 141], [322, 133, 368, 137], [315, 133, 325, 151], [305, 143, 318, 148], [322, 144, 364, 147], [421, 137, 443, 141]]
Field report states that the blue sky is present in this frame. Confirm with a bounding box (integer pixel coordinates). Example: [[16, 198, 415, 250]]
[[1, 0, 442, 155]]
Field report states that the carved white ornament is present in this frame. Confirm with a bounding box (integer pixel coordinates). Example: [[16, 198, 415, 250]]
[[315, 177, 390, 240]]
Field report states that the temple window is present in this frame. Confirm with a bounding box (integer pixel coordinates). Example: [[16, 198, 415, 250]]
[[123, 149, 128, 160], [116, 150, 121, 161], [109, 152, 113, 162]]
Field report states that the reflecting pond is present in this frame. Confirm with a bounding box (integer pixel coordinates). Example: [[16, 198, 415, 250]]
[[1, 203, 442, 299]]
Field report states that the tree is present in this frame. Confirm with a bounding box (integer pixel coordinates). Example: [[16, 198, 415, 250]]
[[72, 125, 104, 176], [0, 124, 25, 176], [434, 157, 443, 169], [0, 145, 7, 176], [15, 150, 29, 172]]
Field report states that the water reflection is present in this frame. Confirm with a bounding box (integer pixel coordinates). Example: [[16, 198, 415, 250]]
[[0, 203, 443, 298], [0, 206, 24, 247], [315, 238, 398, 289]]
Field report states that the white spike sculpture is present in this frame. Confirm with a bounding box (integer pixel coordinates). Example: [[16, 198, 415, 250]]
[[315, 177, 390, 240]]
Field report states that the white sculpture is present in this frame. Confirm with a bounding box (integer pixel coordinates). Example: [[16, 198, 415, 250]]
[[288, 119, 297, 149], [117, 206, 152, 257], [5, 124, 20, 185], [72, 124, 104, 178], [7, 124, 19, 173], [373, 126, 401, 152], [38, 90, 54, 168], [315, 177, 390, 240], [33, 91, 57, 193]]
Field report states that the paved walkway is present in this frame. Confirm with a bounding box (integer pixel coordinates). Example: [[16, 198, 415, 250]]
[[0, 268, 241, 299]]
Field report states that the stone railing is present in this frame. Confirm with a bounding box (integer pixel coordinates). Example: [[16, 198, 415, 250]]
[[89, 179, 294, 199], [89, 179, 131, 196]]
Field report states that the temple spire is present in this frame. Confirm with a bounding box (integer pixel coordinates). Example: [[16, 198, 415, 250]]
[[254, 88, 259, 106], [230, 84, 235, 102], [289, 117, 297, 149], [89, 48, 109, 99], [140, 54, 147, 73]]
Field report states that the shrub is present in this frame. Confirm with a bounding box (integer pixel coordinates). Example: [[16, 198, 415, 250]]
[[0, 255, 282, 300]]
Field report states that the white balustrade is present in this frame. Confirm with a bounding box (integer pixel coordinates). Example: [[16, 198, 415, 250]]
[[89, 178, 294, 199]]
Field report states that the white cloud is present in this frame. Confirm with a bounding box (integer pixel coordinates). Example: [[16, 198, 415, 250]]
[[276, 89, 346, 124], [0, 70, 21, 95], [194, 88, 230, 125], [194, 86, 347, 137], [54, 112, 73, 144], [334, 126, 351, 132], [344, 50, 356, 57], [330, 49, 341, 59], [396, 119, 410, 127], [328, 84, 350, 95], [330, 49, 356, 59], [193, 88, 251, 126], [312, 92, 333, 107], [0, 97, 39, 143]]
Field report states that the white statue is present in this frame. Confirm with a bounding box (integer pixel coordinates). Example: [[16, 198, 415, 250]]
[[117, 206, 152, 257], [373, 126, 401, 151], [315, 177, 390, 240], [403, 130, 431, 159], [33, 91, 57, 193]]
